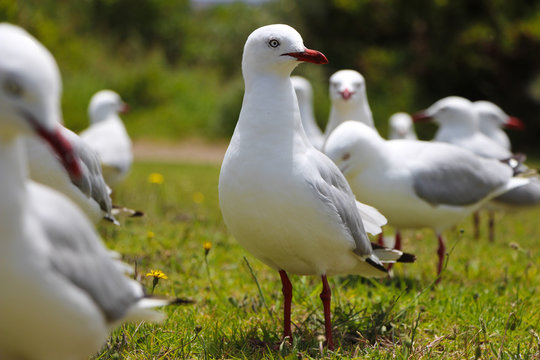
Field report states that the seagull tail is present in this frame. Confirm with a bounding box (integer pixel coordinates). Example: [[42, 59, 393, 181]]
[[111, 205, 144, 218]]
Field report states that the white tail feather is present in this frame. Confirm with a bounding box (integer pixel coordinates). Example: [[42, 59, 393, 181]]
[[356, 201, 387, 235]]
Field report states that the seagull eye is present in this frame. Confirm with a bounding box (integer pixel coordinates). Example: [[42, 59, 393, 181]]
[[268, 39, 280, 48], [3, 78, 23, 98]]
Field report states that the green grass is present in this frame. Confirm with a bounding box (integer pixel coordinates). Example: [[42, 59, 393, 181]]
[[93, 160, 540, 359]]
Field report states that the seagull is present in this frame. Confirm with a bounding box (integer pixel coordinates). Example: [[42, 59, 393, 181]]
[[219, 24, 415, 350], [324, 69, 375, 140], [474, 100, 525, 151], [0, 23, 170, 360], [323, 120, 528, 278], [414, 96, 533, 241], [413, 96, 512, 160], [291, 76, 324, 149], [25, 126, 117, 224], [388, 112, 417, 140], [80, 89, 132, 188]]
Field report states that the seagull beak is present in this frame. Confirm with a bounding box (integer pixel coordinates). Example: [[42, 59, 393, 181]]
[[412, 111, 432, 123], [120, 102, 130, 114], [283, 48, 328, 64], [505, 116, 525, 130], [23, 112, 82, 180], [340, 89, 353, 100]]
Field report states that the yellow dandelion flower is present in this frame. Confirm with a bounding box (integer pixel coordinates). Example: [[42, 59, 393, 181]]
[[192, 191, 205, 204], [203, 241, 212, 255], [148, 172, 164, 184], [146, 269, 168, 279], [147, 231, 155, 239]]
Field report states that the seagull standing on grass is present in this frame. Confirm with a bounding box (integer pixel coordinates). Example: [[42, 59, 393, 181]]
[[0, 23, 170, 360], [414, 96, 535, 241], [474, 100, 525, 151], [323, 121, 528, 278], [291, 76, 324, 149], [80, 89, 132, 188], [219, 24, 415, 351], [324, 69, 375, 139]]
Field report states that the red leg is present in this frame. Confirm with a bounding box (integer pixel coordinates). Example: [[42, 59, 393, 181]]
[[377, 232, 384, 246], [279, 270, 292, 341], [320, 275, 334, 350], [436, 234, 446, 282], [488, 211, 495, 243], [473, 211, 480, 240]]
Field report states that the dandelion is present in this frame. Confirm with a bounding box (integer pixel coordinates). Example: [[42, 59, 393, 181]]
[[148, 172, 164, 184], [147, 231, 155, 240], [203, 241, 212, 255], [192, 191, 205, 204], [146, 269, 168, 294]]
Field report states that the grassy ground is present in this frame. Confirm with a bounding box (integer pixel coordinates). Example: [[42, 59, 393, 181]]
[[93, 160, 540, 359]]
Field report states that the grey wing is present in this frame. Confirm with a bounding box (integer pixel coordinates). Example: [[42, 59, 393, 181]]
[[62, 127, 113, 215], [306, 150, 373, 257], [493, 177, 540, 206], [50, 249, 140, 322], [29, 183, 139, 322], [411, 144, 513, 206]]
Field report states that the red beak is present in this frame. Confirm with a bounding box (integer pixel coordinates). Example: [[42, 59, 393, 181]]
[[120, 102, 130, 114], [35, 126, 82, 180], [505, 116, 525, 130], [283, 48, 328, 64], [412, 111, 432, 122], [340, 89, 353, 100]]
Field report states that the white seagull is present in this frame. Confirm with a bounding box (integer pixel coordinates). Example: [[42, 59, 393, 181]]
[[0, 23, 169, 360], [324, 69, 375, 139], [80, 89, 132, 188], [323, 121, 528, 278], [291, 76, 324, 149], [414, 96, 533, 241], [218, 24, 414, 350], [388, 112, 417, 140]]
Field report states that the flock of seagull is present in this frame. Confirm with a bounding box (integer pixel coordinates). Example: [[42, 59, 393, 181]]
[[0, 21, 538, 358]]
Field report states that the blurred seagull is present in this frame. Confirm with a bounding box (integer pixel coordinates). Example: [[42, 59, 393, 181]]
[[388, 112, 417, 140], [219, 24, 415, 350], [324, 69, 375, 139], [323, 121, 528, 279], [414, 96, 534, 241], [0, 23, 170, 360], [291, 76, 324, 149], [80, 89, 132, 188]]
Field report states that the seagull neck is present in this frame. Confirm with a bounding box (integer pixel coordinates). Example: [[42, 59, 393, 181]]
[[326, 98, 374, 137], [239, 73, 309, 146]]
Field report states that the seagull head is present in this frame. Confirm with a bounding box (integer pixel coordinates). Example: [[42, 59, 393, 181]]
[[389, 112, 414, 138], [242, 24, 327, 78], [329, 70, 366, 103], [0, 23, 81, 179], [88, 89, 129, 124], [324, 121, 382, 177], [474, 100, 525, 131], [413, 96, 476, 129]]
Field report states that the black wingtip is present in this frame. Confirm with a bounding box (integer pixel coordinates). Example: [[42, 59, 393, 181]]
[[170, 297, 195, 305], [366, 257, 388, 273], [130, 210, 144, 217], [397, 252, 416, 263]]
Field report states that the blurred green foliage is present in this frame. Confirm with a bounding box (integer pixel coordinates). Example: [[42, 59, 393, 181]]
[[3, 0, 540, 151]]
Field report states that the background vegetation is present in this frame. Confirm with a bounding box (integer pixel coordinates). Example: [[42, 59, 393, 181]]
[[2, 0, 540, 152]]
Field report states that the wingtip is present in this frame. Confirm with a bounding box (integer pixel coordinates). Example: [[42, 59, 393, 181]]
[[397, 252, 416, 263], [366, 257, 388, 273]]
